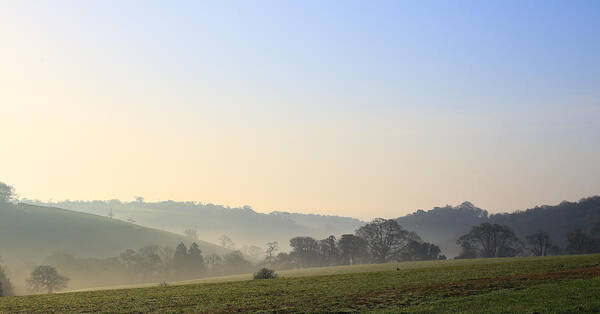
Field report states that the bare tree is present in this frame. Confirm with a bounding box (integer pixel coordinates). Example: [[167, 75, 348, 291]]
[[566, 229, 595, 254], [457, 223, 520, 258], [526, 232, 553, 256], [27, 266, 69, 294], [219, 235, 234, 249], [265, 242, 279, 265], [184, 229, 199, 240], [356, 218, 409, 263]]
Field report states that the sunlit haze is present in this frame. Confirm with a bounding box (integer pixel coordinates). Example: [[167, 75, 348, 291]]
[[1, 1, 599, 220]]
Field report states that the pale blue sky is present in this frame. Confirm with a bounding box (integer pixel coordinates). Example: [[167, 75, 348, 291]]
[[1, 1, 599, 219]]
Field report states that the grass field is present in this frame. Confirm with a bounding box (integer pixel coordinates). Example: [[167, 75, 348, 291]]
[[1, 254, 600, 313]]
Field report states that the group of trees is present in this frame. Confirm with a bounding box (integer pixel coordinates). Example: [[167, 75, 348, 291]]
[[40, 242, 256, 289], [0, 263, 14, 297], [0, 261, 69, 296], [267, 218, 445, 270], [456, 222, 600, 259], [0, 182, 16, 204]]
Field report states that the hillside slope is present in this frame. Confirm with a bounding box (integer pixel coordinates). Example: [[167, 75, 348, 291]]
[[22, 200, 365, 249], [0, 203, 228, 263], [397, 197, 600, 257]]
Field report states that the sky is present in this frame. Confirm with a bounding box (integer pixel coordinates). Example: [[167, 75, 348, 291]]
[[1, 1, 599, 220]]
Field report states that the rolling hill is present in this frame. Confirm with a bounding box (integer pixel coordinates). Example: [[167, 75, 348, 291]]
[[21, 200, 365, 250], [0, 202, 229, 264], [397, 197, 600, 257]]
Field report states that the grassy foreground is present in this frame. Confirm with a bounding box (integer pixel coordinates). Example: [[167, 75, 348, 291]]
[[1, 254, 600, 313]]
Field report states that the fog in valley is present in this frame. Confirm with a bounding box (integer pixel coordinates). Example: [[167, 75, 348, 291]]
[[2, 180, 600, 296]]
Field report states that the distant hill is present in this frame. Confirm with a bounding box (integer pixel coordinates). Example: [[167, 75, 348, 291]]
[[0, 203, 229, 263], [396, 202, 489, 257], [396, 197, 600, 257], [21, 200, 365, 250]]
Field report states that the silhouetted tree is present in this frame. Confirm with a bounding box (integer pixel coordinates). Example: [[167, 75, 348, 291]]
[[187, 242, 205, 274], [319, 235, 339, 265], [402, 240, 443, 261], [289, 237, 320, 267], [566, 229, 595, 254], [265, 242, 279, 265], [0, 182, 16, 203], [173, 242, 188, 270], [457, 223, 520, 258], [526, 232, 553, 256], [27, 265, 69, 294], [356, 218, 409, 262], [0, 264, 14, 297], [338, 234, 369, 265], [592, 222, 600, 251]]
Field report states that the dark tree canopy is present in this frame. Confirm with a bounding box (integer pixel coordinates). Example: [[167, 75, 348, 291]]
[[27, 265, 69, 294], [356, 218, 409, 263], [338, 234, 369, 265], [289, 236, 321, 267], [0, 182, 16, 203], [566, 229, 595, 254], [318, 235, 339, 265], [457, 223, 520, 258], [402, 240, 443, 261]]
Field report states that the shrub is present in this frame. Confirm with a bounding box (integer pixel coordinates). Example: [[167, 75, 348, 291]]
[[158, 281, 169, 287], [253, 268, 278, 280]]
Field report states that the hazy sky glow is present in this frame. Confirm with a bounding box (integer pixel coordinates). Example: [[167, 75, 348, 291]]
[[1, 1, 599, 220]]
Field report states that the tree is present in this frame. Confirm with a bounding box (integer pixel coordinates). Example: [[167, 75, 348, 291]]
[[219, 235, 234, 249], [356, 218, 409, 262], [566, 229, 595, 254], [137, 245, 164, 276], [184, 229, 198, 240], [27, 266, 69, 294], [289, 236, 320, 267], [337, 234, 369, 265], [222, 251, 252, 272], [205, 253, 222, 268], [0, 264, 14, 297], [319, 235, 339, 265], [187, 242, 205, 274], [173, 242, 188, 270], [455, 241, 478, 259], [456, 223, 520, 258], [402, 240, 443, 261], [265, 242, 279, 265], [526, 232, 553, 256], [0, 182, 16, 203]]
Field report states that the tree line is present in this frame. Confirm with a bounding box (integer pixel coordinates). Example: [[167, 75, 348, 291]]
[[456, 221, 600, 258], [265, 218, 446, 270]]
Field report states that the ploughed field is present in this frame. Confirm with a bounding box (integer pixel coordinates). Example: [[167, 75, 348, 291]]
[[1, 254, 600, 313]]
